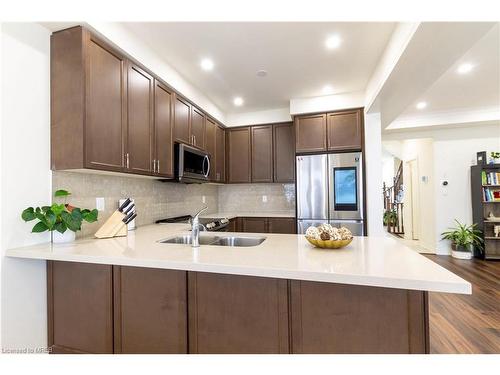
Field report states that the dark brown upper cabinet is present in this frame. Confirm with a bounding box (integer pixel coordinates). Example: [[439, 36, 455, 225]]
[[251, 125, 274, 183], [173, 94, 191, 144], [205, 117, 216, 181], [51, 27, 127, 172], [295, 114, 327, 153], [153, 80, 174, 178], [273, 122, 295, 182], [191, 107, 206, 150], [215, 125, 226, 183], [327, 109, 362, 151], [126, 62, 154, 175], [227, 127, 251, 183]]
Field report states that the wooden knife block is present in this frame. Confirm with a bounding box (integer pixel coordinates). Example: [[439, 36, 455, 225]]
[[95, 209, 127, 239]]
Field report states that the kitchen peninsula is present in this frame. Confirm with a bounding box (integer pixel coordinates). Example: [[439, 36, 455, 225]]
[[6, 224, 471, 354]]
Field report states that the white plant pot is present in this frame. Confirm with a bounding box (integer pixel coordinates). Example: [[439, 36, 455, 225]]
[[52, 230, 76, 244], [451, 250, 472, 260]]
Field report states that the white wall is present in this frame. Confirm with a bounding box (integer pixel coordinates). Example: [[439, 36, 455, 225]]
[[384, 122, 500, 254], [290, 91, 364, 115], [1, 22, 51, 350], [225, 107, 291, 127], [399, 138, 435, 251], [364, 112, 385, 236]]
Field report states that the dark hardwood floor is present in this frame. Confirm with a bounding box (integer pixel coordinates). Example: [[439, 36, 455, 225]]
[[425, 255, 500, 353]]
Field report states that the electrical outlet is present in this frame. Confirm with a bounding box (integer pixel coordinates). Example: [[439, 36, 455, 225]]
[[96, 197, 105, 211], [202, 195, 206, 204], [262, 195, 268, 203]]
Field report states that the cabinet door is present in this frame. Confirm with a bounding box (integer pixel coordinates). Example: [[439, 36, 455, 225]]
[[295, 114, 327, 153], [251, 125, 273, 182], [191, 107, 206, 149], [227, 127, 251, 183], [205, 117, 217, 181], [48, 261, 113, 354], [85, 35, 126, 171], [173, 95, 191, 144], [241, 217, 268, 233], [126, 63, 153, 174], [327, 109, 362, 150], [289, 281, 428, 353], [215, 125, 226, 182], [273, 122, 295, 182], [154, 80, 174, 177], [188, 272, 289, 353], [113, 266, 187, 354], [268, 217, 296, 234], [226, 218, 237, 232]]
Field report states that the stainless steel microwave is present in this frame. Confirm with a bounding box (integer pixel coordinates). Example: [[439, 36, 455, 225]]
[[175, 143, 210, 183]]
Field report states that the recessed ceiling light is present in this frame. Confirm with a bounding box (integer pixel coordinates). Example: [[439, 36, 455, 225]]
[[457, 63, 474, 74], [325, 35, 342, 50], [416, 101, 427, 110], [322, 85, 334, 95], [256, 70, 268, 77], [233, 97, 244, 106], [200, 58, 214, 71]]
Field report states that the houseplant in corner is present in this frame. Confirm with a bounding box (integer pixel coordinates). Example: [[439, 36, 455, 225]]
[[441, 220, 483, 259], [21, 189, 98, 243]]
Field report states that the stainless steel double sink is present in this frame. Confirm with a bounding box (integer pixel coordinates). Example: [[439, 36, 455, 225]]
[[159, 234, 266, 247]]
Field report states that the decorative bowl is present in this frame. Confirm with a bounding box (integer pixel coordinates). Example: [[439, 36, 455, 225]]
[[305, 236, 353, 249]]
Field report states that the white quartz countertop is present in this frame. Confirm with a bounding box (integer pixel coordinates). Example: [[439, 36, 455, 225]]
[[5, 224, 471, 294], [201, 211, 295, 219]]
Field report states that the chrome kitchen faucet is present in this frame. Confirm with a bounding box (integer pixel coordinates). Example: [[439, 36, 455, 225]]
[[191, 206, 208, 247]]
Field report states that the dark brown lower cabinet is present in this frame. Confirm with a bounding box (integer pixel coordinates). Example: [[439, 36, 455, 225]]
[[236, 217, 296, 234], [289, 281, 429, 354], [48, 261, 114, 354], [113, 266, 187, 353], [241, 217, 267, 233], [48, 262, 429, 354], [187, 272, 289, 354], [268, 217, 296, 234]]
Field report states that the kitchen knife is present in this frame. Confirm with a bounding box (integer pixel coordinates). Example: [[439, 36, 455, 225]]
[[122, 211, 135, 224], [118, 198, 131, 212], [123, 203, 135, 215], [124, 212, 137, 225]]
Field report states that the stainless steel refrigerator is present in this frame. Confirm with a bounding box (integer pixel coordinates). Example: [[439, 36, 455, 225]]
[[296, 152, 364, 235]]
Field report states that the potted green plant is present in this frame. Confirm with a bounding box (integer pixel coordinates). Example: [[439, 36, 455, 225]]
[[383, 210, 398, 226], [490, 151, 500, 164], [21, 189, 98, 243], [441, 220, 483, 259]]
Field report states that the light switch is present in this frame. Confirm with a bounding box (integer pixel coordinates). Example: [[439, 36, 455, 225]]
[[96, 197, 105, 211], [262, 195, 268, 203], [202, 195, 206, 204]]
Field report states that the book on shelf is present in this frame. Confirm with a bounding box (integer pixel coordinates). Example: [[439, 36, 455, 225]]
[[482, 186, 500, 201], [481, 170, 500, 186]]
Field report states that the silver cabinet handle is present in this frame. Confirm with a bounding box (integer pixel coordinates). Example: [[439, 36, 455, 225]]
[[153, 159, 156, 173], [157, 160, 160, 174], [125, 153, 130, 169]]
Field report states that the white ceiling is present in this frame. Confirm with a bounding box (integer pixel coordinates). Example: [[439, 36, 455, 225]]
[[120, 22, 395, 113], [398, 23, 499, 119]]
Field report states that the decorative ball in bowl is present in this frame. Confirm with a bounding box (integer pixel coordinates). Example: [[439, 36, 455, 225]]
[[305, 224, 353, 249]]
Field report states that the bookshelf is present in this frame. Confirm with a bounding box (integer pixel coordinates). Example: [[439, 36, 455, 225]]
[[471, 163, 500, 260]]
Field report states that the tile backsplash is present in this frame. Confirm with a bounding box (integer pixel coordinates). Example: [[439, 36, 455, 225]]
[[52, 172, 295, 238], [217, 183, 295, 214], [52, 171, 218, 238]]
